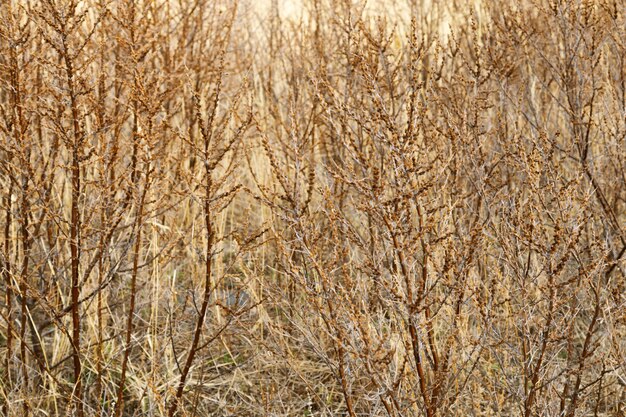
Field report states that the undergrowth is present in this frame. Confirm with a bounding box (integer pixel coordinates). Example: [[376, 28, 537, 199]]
[[0, 0, 624, 415]]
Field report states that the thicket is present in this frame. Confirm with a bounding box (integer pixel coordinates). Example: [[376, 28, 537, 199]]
[[0, 0, 624, 415]]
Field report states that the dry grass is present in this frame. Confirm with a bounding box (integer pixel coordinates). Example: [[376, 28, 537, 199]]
[[0, 0, 625, 416]]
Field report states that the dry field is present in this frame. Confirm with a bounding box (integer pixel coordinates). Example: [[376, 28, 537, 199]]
[[0, 0, 625, 416]]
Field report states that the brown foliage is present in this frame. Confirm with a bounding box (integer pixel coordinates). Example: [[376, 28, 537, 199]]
[[0, 0, 624, 416]]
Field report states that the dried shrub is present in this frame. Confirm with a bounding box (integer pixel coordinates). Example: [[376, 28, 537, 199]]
[[0, 0, 624, 416]]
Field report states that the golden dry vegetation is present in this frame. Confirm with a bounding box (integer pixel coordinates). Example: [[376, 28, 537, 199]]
[[0, 0, 625, 416]]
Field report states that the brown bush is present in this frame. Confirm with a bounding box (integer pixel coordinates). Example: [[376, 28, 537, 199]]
[[0, 0, 624, 416]]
